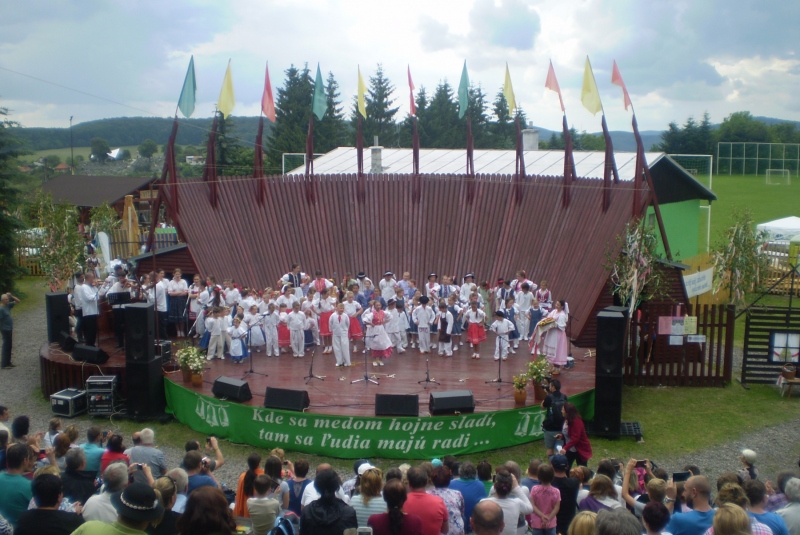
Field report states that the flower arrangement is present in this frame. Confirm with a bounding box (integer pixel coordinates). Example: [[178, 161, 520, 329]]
[[176, 344, 205, 374], [512, 373, 529, 390], [527, 356, 550, 384]]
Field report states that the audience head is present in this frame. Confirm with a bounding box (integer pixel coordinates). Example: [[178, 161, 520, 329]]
[[642, 502, 670, 534], [48, 418, 62, 433], [34, 465, 61, 478], [294, 458, 309, 478], [740, 449, 756, 466], [153, 476, 178, 509], [385, 467, 403, 483], [87, 426, 102, 444], [460, 461, 477, 480], [140, 428, 155, 445], [776, 471, 798, 494], [717, 472, 743, 491], [264, 455, 283, 480], [359, 467, 384, 500], [65, 424, 80, 443], [65, 448, 86, 471], [537, 463, 555, 485], [132, 431, 141, 445], [596, 507, 643, 535], [431, 465, 452, 489], [184, 440, 201, 452], [0, 405, 7, 420], [353, 458, 370, 475], [112, 482, 165, 530], [712, 503, 750, 535], [471, 500, 505, 535], [493, 468, 514, 498], [2, 443, 27, 471], [785, 478, 800, 503], [176, 486, 235, 535], [54, 433, 71, 458], [716, 482, 748, 508], [570, 465, 592, 484], [313, 468, 341, 501], [442, 455, 457, 471], [596, 460, 617, 481], [646, 477, 667, 503], [253, 474, 277, 496], [567, 511, 598, 535], [168, 468, 189, 495], [243, 453, 262, 497], [527, 458, 543, 478], [503, 460, 522, 482], [589, 474, 618, 500], [685, 475, 713, 507], [107, 434, 125, 454], [32, 473, 63, 508], [104, 462, 129, 493], [477, 460, 493, 481], [406, 466, 428, 490], [684, 464, 701, 476], [744, 479, 767, 509], [183, 450, 203, 471], [11, 415, 29, 439]]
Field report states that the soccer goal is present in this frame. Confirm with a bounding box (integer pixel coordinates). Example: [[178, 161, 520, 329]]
[[766, 169, 791, 185]]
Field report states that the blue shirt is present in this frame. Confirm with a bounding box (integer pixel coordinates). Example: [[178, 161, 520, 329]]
[[449, 478, 487, 534], [187, 473, 218, 494], [751, 511, 791, 535], [80, 442, 105, 474], [666, 509, 715, 535], [0, 472, 33, 528]]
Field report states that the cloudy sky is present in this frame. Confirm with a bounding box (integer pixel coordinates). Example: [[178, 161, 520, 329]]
[[1, 0, 798, 132]]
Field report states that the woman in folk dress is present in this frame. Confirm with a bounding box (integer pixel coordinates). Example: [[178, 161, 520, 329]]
[[315, 287, 337, 354], [363, 300, 393, 367], [535, 299, 569, 375]]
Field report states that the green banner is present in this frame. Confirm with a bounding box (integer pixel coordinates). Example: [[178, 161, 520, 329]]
[[165, 380, 595, 460]]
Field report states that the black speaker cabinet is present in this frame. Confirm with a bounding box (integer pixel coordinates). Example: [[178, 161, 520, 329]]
[[126, 303, 155, 362], [375, 394, 419, 417], [46, 292, 70, 343], [593, 375, 623, 438], [264, 387, 310, 412], [126, 359, 165, 418], [59, 330, 76, 352], [596, 310, 626, 377], [429, 390, 475, 415], [73, 344, 110, 364], [212, 376, 252, 402]]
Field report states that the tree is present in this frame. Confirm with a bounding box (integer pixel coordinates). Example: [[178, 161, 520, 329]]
[[423, 81, 460, 148], [28, 191, 84, 291], [315, 71, 348, 153], [491, 88, 515, 149], [120, 149, 132, 160], [350, 64, 400, 147], [44, 154, 61, 168], [267, 64, 314, 171], [90, 137, 110, 162], [89, 202, 121, 236], [138, 139, 158, 158], [717, 111, 771, 143], [712, 208, 769, 307], [66, 154, 84, 168], [465, 84, 490, 148], [0, 107, 26, 292], [398, 86, 430, 148], [654, 112, 713, 154], [214, 115, 253, 176]]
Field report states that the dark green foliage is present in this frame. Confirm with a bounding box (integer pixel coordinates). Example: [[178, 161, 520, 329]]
[[214, 114, 254, 176], [491, 89, 515, 150], [138, 139, 159, 158], [90, 137, 110, 162], [716, 111, 771, 143], [315, 72, 348, 154], [654, 112, 713, 154], [349, 64, 400, 147], [267, 64, 314, 172], [0, 108, 27, 291]]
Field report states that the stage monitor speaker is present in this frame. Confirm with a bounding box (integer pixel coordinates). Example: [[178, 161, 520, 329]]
[[593, 375, 623, 438], [375, 394, 419, 417], [126, 359, 165, 418], [264, 387, 310, 412], [73, 344, 110, 365], [126, 303, 155, 362], [212, 376, 252, 402], [46, 292, 70, 343], [59, 330, 76, 352], [429, 390, 475, 415], [596, 311, 626, 377]]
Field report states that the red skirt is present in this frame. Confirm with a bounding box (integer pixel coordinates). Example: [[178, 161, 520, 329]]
[[372, 347, 393, 358], [467, 322, 487, 344], [278, 324, 291, 347], [318, 311, 334, 336], [348, 317, 363, 340]]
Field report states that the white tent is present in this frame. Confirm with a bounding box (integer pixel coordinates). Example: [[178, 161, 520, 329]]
[[757, 216, 800, 240]]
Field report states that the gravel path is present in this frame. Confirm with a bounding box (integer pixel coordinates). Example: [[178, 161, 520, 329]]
[[2, 300, 797, 490]]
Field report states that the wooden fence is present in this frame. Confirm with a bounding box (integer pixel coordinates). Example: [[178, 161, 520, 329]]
[[762, 242, 800, 296], [742, 306, 800, 384], [624, 303, 735, 387]]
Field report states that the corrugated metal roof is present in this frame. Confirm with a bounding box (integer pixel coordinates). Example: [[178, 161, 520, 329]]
[[41, 175, 156, 207]]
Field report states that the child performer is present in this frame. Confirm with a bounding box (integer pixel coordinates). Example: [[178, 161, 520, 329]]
[[363, 300, 393, 367], [406, 295, 420, 349], [188, 277, 206, 337], [277, 303, 291, 354], [516, 283, 534, 343], [221, 306, 232, 356], [412, 296, 435, 354], [384, 299, 404, 354], [263, 303, 280, 357], [287, 302, 306, 358], [224, 279, 241, 317], [425, 274, 440, 349], [304, 287, 321, 347], [315, 287, 337, 354], [490, 310, 515, 361], [303, 310, 316, 353], [329, 303, 351, 367], [535, 280, 552, 311], [394, 287, 409, 350], [479, 281, 492, 326], [446, 294, 463, 349], [465, 300, 487, 359], [502, 297, 521, 352], [437, 303, 454, 357], [205, 307, 224, 361], [527, 298, 544, 341], [343, 291, 363, 353], [228, 317, 247, 364], [244, 304, 266, 352]]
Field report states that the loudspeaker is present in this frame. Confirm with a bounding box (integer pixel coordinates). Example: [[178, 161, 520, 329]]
[[59, 330, 76, 352], [73, 344, 110, 364], [429, 390, 475, 415], [375, 394, 419, 417], [46, 292, 70, 343], [593, 375, 623, 438], [212, 376, 252, 402], [126, 359, 165, 418], [126, 303, 155, 362], [596, 311, 626, 376], [264, 387, 310, 412]]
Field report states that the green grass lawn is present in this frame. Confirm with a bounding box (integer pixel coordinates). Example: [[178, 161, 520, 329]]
[[11, 276, 50, 314], [19, 145, 142, 164]]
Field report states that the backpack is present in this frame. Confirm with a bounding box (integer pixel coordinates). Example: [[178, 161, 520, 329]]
[[542, 392, 567, 430], [269, 513, 299, 535]]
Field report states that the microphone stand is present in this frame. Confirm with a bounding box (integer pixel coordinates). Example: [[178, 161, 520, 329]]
[[352, 334, 379, 385], [486, 334, 513, 388], [304, 338, 325, 384], [242, 314, 268, 380], [417, 351, 440, 387]]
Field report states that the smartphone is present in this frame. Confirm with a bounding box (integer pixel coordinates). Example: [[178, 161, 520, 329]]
[[102, 431, 108, 438], [672, 471, 691, 483], [556, 445, 563, 452], [635, 460, 647, 468], [137, 464, 144, 471], [206, 437, 211, 444], [39, 449, 46, 455]]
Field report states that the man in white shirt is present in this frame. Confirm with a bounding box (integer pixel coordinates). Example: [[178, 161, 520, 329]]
[[379, 272, 397, 301], [72, 274, 85, 343], [300, 463, 349, 508], [148, 270, 168, 340], [79, 272, 101, 346]]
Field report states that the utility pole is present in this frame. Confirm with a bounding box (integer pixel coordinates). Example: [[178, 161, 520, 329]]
[[69, 116, 75, 175]]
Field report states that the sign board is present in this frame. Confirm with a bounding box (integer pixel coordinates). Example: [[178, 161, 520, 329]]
[[683, 316, 698, 335], [669, 335, 684, 346], [687, 334, 707, 343], [683, 268, 714, 298]]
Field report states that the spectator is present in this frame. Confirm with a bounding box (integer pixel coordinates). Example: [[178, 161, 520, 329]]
[[778, 478, 800, 534], [550, 454, 579, 535], [529, 463, 560, 535], [714, 482, 775, 535], [641, 502, 670, 535], [744, 480, 791, 535], [343, 459, 370, 497], [450, 462, 487, 534], [148, 476, 180, 535], [558, 403, 592, 469], [429, 465, 465, 535], [595, 507, 642, 535], [717, 473, 743, 491], [16, 473, 84, 535], [61, 448, 98, 505], [712, 503, 752, 535], [264, 455, 290, 510], [176, 486, 235, 535], [477, 461, 494, 495], [132, 432, 142, 446], [521, 459, 542, 491], [685, 464, 701, 476], [300, 463, 349, 507], [351, 465, 387, 527], [665, 476, 716, 535], [11, 415, 30, 443], [578, 474, 621, 512], [269, 447, 294, 479], [83, 462, 129, 524], [570, 466, 592, 504], [0, 405, 9, 433], [404, 466, 449, 535], [126, 428, 168, 483], [0, 430, 8, 470], [1, 292, 20, 369], [43, 418, 62, 449], [100, 433, 129, 473], [73, 482, 164, 535], [0, 443, 35, 527], [80, 426, 107, 474], [622, 459, 666, 517], [594, 460, 624, 506], [184, 451, 219, 493], [368, 478, 424, 535], [739, 449, 759, 483], [288, 458, 313, 517], [767, 471, 798, 512], [471, 501, 504, 535], [300, 468, 358, 535], [248, 475, 281, 535], [27, 466, 80, 513], [540, 379, 567, 456], [385, 467, 404, 484], [481, 469, 532, 535], [168, 468, 189, 515], [64, 425, 80, 448], [183, 437, 225, 472], [566, 511, 597, 535], [233, 453, 263, 517]]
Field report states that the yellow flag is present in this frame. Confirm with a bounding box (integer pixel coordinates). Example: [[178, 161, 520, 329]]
[[217, 60, 236, 118], [581, 56, 602, 116], [357, 66, 367, 119], [503, 63, 517, 113]]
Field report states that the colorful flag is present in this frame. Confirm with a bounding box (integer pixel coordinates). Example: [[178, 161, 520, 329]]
[[611, 60, 633, 111], [261, 62, 276, 122], [312, 64, 326, 121], [357, 66, 367, 119], [408, 65, 416, 116], [503, 63, 517, 114], [217, 60, 235, 118], [581, 56, 602, 116], [177, 56, 196, 118], [544, 60, 565, 112], [457, 60, 469, 119]]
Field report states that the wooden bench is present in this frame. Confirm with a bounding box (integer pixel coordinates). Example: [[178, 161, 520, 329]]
[[781, 377, 800, 398]]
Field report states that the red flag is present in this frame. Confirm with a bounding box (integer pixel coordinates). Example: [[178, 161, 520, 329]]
[[261, 62, 276, 122], [611, 60, 632, 111], [545, 60, 565, 112], [408, 65, 416, 116]]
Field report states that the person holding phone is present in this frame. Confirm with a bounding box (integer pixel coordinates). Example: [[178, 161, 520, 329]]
[[664, 476, 715, 535]]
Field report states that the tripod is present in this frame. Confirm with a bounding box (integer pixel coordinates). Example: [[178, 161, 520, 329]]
[[304, 343, 325, 384], [352, 335, 379, 385], [242, 314, 268, 380], [486, 335, 513, 388], [417, 351, 440, 388]]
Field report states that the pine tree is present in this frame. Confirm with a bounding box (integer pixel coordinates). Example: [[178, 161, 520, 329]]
[[398, 86, 429, 148], [350, 64, 399, 147], [424, 81, 460, 149], [315, 72, 348, 153], [267, 64, 314, 172], [465, 84, 490, 148], [491, 88, 515, 149]]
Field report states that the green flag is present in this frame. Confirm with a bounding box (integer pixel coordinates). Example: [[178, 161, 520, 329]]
[[458, 60, 469, 119], [312, 64, 326, 121], [177, 56, 196, 118]]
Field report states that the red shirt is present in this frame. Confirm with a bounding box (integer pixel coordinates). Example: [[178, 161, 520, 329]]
[[563, 417, 593, 461], [369, 512, 424, 535], [403, 491, 448, 535], [100, 451, 129, 473]]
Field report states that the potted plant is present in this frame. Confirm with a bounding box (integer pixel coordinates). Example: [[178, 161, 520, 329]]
[[527, 356, 550, 400], [176, 344, 204, 384], [512, 373, 529, 405]]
